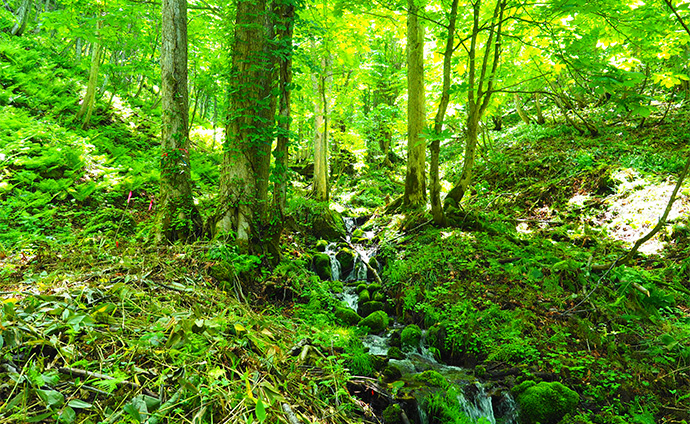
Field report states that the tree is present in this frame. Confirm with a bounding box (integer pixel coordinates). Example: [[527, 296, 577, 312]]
[[158, 0, 201, 242], [215, 0, 277, 254], [403, 0, 426, 209], [313, 53, 330, 201], [11, 0, 33, 36], [75, 15, 103, 129], [445, 0, 507, 209]]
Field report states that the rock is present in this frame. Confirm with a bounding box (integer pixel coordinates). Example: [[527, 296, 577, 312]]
[[356, 283, 368, 294], [312, 208, 346, 240], [413, 370, 447, 388], [336, 248, 356, 275], [358, 289, 371, 304], [373, 291, 385, 302], [382, 404, 403, 424], [382, 364, 403, 381], [401, 325, 422, 351], [359, 310, 389, 334], [368, 283, 382, 293], [513, 381, 579, 424], [360, 301, 384, 318], [387, 347, 405, 360], [389, 330, 402, 348], [335, 307, 361, 326], [315, 239, 329, 252], [329, 280, 344, 293], [313, 253, 332, 280]]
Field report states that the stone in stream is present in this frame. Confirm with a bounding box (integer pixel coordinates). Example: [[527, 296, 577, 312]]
[[335, 306, 361, 326], [358, 289, 371, 304], [336, 248, 356, 275], [359, 301, 384, 318], [312, 253, 332, 280], [382, 404, 404, 424], [513, 380, 579, 424], [359, 310, 389, 334], [315, 239, 328, 252], [400, 324, 422, 351], [387, 347, 406, 360]]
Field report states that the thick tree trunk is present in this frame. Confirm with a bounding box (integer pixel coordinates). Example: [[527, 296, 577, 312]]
[[11, 0, 33, 36], [216, 0, 276, 252], [158, 0, 201, 242], [403, 0, 426, 209], [429, 0, 458, 226], [76, 20, 103, 129], [534, 93, 546, 124], [272, 0, 295, 217], [313, 56, 329, 201], [514, 93, 531, 124]]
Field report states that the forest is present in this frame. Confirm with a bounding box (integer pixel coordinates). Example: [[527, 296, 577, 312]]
[[2, 0, 690, 422]]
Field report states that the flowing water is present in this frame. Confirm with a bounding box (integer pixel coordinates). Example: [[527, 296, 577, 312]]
[[330, 216, 518, 424]]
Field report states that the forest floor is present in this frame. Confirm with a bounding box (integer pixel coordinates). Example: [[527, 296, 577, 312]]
[[2, 33, 690, 424]]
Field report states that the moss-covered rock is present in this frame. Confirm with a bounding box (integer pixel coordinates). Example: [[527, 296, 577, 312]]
[[513, 381, 579, 424], [358, 289, 371, 304], [368, 283, 382, 293], [315, 239, 329, 252], [401, 324, 422, 351], [336, 248, 356, 275], [312, 208, 346, 240], [313, 253, 332, 280], [335, 306, 361, 326], [413, 370, 447, 388], [360, 301, 384, 317], [359, 310, 389, 334], [382, 364, 403, 381], [367, 257, 381, 281], [356, 283, 368, 294], [382, 404, 403, 424], [387, 346, 405, 360], [389, 330, 402, 348], [373, 291, 386, 302]]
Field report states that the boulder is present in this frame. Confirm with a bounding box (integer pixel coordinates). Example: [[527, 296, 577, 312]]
[[313, 253, 332, 280], [382, 404, 404, 424], [335, 306, 361, 326], [358, 289, 371, 304], [359, 310, 389, 334], [401, 325, 422, 351], [312, 208, 346, 240], [513, 381, 579, 424], [387, 347, 406, 360], [315, 239, 329, 252], [359, 301, 384, 318], [336, 248, 356, 275]]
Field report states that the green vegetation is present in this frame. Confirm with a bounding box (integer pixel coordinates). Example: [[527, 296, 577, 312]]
[[3, 0, 690, 422]]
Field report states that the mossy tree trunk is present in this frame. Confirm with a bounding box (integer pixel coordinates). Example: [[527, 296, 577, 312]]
[[158, 0, 201, 242], [445, 0, 507, 208], [313, 54, 329, 202], [429, 0, 458, 227], [76, 17, 103, 129], [216, 0, 277, 253], [403, 0, 426, 209], [11, 0, 33, 36]]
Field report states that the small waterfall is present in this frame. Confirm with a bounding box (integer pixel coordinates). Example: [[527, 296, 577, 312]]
[[457, 383, 496, 424], [417, 404, 429, 424], [339, 286, 359, 310], [325, 242, 341, 281]]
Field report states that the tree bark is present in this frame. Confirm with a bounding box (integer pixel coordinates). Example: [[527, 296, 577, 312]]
[[429, 0, 458, 226], [313, 59, 329, 201], [10, 0, 33, 36], [158, 0, 201, 242], [403, 0, 426, 209], [76, 18, 103, 129], [215, 0, 277, 252]]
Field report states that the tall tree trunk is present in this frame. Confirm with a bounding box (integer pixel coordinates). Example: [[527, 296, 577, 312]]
[[514, 93, 531, 124], [445, 0, 507, 208], [76, 19, 103, 129], [272, 0, 295, 217], [158, 0, 201, 242], [216, 0, 276, 252], [11, 0, 33, 36], [429, 0, 458, 226], [534, 92, 546, 124], [403, 0, 426, 209], [313, 56, 329, 201]]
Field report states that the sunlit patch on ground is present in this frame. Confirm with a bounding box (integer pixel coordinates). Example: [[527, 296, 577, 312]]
[[593, 168, 690, 255]]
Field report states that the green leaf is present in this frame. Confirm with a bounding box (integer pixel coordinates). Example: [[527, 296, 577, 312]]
[[37, 389, 64, 408], [255, 397, 266, 422], [67, 399, 93, 409], [58, 406, 76, 423], [123, 402, 142, 423]]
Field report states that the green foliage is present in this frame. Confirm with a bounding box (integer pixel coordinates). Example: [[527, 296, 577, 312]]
[[513, 381, 579, 424]]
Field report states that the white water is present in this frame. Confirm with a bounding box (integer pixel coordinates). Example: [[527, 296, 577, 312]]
[[339, 286, 359, 311], [325, 242, 341, 281], [457, 384, 496, 424]]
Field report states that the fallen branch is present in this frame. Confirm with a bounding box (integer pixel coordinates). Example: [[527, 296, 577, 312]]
[[282, 403, 301, 424], [591, 154, 690, 271]]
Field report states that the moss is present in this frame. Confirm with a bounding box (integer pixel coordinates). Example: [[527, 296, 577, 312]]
[[387, 346, 405, 360], [413, 370, 447, 388], [359, 310, 389, 334], [401, 324, 422, 351], [315, 239, 329, 252], [367, 257, 381, 280], [360, 301, 384, 317], [373, 291, 386, 302], [336, 248, 356, 274], [382, 404, 403, 424], [312, 208, 346, 240], [335, 306, 361, 326], [382, 364, 403, 381], [358, 289, 371, 304], [513, 381, 579, 424], [368, 283, 382, 293], [312, 253, 332, 280], [356, 283, 368, 294]]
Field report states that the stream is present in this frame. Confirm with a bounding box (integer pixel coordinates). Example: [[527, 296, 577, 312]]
[[326, 217, 519, 424]]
